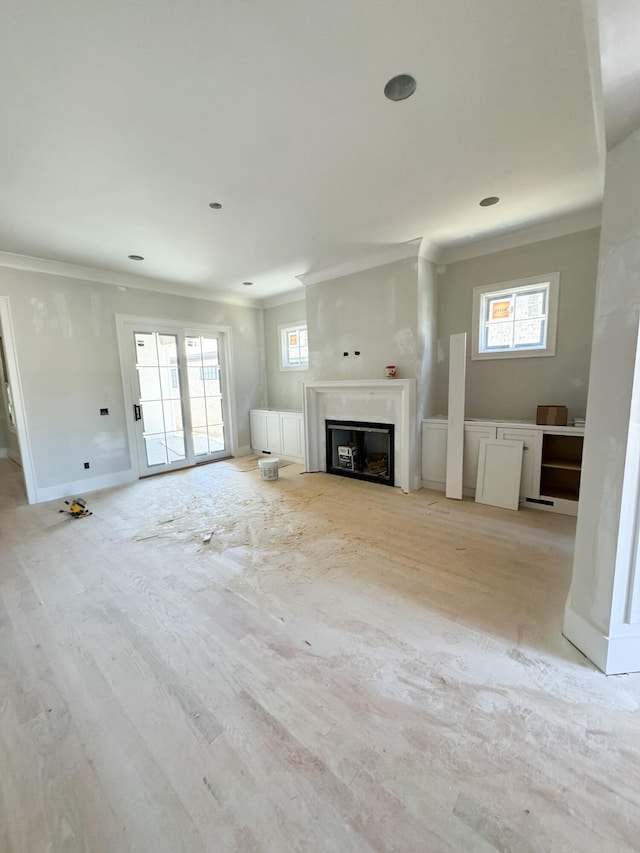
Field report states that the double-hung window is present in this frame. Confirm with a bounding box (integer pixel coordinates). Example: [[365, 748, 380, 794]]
[[472, 273, 559, 360], [279, 322, 308, 370]]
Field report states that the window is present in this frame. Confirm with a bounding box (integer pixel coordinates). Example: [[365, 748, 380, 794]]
[[472, 273, 559, 360], [200, 366, 219, 381], [279, 322, 309, 370]]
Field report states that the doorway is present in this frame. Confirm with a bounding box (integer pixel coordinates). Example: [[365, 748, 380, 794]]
[[117, 317, 235, 478], [0, 296, 36, 503]]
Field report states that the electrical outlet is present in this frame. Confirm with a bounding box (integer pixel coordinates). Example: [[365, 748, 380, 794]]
[[100, 407, 109, 416], [84, 462, 90, 469]]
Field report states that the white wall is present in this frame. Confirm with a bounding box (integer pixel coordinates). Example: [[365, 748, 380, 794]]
[[435, 228, 600, 421], [564, 127, 640, 673], [263, 297, 308, 410], [305, 257, 424, 383], [0, 266, 263, 496]]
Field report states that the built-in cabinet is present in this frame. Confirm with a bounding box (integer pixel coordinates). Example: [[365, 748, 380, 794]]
[[421, 418, 583, 515], [250, 409, 305, 463]]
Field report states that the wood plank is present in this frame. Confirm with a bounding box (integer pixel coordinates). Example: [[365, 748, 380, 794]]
[[446, 332, 467, 499]]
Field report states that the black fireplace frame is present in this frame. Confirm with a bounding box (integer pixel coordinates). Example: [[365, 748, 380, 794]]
[[325, 419, 395, 487]]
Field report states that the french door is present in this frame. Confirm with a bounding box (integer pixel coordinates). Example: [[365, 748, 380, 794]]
[[125, 323, 229, 476]]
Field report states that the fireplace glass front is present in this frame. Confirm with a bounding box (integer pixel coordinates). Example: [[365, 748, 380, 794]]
[[325, 420, 394, 487]]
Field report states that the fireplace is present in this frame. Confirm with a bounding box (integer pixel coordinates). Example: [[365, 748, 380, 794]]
[[326, 420, 395, 486], [303, 379, 417, 493]]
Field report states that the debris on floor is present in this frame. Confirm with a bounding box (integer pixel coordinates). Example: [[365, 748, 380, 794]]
[[59, 497, 92, 518]]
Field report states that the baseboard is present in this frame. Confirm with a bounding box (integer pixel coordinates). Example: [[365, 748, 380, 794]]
[[0, 447, 7, 458], [251, 448, 304, 464], [563, 605, 640, 674], [7, 448, 22, 466], [421, 479, 445, 492], [35, 469, 137, 504], [234, 445, 252, 457]]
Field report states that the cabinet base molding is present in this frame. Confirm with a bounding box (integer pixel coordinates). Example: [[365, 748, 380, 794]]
[[524, 494, 578, 517], [563, 605, 640, 674]]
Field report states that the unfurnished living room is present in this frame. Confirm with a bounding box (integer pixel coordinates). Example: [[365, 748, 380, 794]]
[[1, 2, 640, 851]]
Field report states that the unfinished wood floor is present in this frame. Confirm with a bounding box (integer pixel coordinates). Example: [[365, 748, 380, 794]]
[[1, 456, 639, 853]]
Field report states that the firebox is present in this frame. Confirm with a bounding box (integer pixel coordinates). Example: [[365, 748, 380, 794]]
[[325, 420, 394, 487]]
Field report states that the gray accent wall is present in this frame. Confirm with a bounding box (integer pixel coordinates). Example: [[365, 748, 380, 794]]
[[435, 228, 601, 421], [0, 267, 263, 492], [263, 297, 308, 410], [306, 257, 426, 384]]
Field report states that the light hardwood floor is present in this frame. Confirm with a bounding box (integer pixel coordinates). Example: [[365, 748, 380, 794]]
[[1, 456, 639, 853]]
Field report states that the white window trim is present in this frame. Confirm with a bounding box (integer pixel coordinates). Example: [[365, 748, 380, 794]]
[[279, 321, 309, 371], [471, 272, 560, 361]]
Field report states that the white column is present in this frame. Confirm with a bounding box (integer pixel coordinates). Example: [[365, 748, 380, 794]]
[[563, 127, 640, 674]]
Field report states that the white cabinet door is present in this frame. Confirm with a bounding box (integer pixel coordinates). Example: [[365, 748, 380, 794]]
[[475, 438, 524, 510], [250, 410, 268, 453], [463, 425, 497, 490], [265, 412, 282, 454], [281, 413, 303, 460], [422, 422, 448, 485], [497, 427, 542, 498]]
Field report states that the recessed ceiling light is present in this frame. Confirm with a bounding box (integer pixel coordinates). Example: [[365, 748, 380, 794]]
[[384, 74, 417, 101], [242, 281, 253, 286], [128, 254, 144, 261], [479, 196, 500, 207], [209, 202, 222, 209]]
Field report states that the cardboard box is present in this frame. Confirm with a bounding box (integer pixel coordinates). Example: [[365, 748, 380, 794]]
[[536, 405, 568, 426], [337, 445, 358, 470]]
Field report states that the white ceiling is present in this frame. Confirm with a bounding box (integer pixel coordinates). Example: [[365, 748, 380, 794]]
[[0, 0, 603, 302]]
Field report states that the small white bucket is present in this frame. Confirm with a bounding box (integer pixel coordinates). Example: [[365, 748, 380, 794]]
[[258, 457, 279, 480]]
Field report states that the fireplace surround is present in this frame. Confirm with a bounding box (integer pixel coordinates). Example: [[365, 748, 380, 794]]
[[303, 379, 417, 493]]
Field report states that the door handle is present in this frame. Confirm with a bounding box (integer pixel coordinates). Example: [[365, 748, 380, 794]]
[[134, 404, 142, 421]]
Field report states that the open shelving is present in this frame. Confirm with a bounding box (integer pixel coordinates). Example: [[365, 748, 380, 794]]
[[540, 433, 583, 502]]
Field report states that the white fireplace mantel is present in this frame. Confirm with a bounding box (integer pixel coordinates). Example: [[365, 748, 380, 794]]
[[303, 379, 418, 493]]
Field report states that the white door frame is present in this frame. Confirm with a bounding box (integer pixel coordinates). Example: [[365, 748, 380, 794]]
[[115, 314, 238, 478], [0, 296, 38, 503]]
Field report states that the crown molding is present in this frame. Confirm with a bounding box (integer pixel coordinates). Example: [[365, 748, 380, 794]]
[[296, 238, 435, 288], [0, 251, 260, 309], [260, 288, 306, 309], [438, 205, 602, 265]]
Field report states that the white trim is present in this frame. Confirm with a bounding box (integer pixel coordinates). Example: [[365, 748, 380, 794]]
[[439, 206, 602, 265], [296, 238, 424, 288], [0, 251, 259, 309], [234, 445, 252, 458], [36, 469, 137, 504], [261, 289, 306, 309], [0, 296, 37, 503], [471, 273, 560, 361], [7, 448, 22, 467], [563, 604, 640, 674], [278, 321, 309, 371], [0, 447, 6, 458], [446, 333, 466, 499], [115, 314, 238, 479]]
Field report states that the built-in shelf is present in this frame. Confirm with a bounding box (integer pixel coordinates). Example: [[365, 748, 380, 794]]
[[540, 486, 580, 502], [541, 460, 582, 471], [540, 433, 583, 503]]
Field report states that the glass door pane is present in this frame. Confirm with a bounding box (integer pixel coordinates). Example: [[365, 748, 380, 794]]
[[186, 335, 226, 458], [134, 332, 186, 468]]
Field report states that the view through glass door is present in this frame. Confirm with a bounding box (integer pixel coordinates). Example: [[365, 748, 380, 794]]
[[131, 326, 227, 476], [185, 335, 226, 459]]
